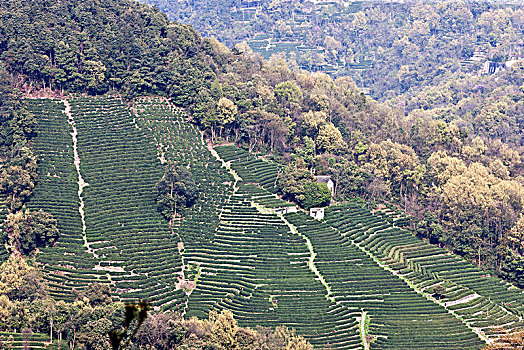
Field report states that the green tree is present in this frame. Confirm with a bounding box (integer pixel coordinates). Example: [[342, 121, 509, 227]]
[[8, 269, 48, 302], [156, 162, 198, 222], [296, 182, 331, 210], [277, 164, 331, 210], [79, 283, 113, 307], [216, 97, 238, 139], [431, 285, 446, 300], [316, 123, 345, 153], [275, 81, 302, 114], [0, 166, 35, 211], [5, 209, 59, 255], [0, 254, 34, 297]]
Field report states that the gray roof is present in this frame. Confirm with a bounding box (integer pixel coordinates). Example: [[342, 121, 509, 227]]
[[315, 175, 332, 183]]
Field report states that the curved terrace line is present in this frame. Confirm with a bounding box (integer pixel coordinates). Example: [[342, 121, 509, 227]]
[[279, 214, 334, 302]]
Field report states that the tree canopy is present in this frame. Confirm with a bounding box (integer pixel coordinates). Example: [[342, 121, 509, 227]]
[[156, 162, 198, 221], [277, 164, 331, 210]]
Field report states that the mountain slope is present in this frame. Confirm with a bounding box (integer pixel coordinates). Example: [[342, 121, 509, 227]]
[[24, 95, 524, 349]]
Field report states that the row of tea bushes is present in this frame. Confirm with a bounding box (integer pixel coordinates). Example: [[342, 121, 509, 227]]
[[285, 212, 486, 350], [214, 145, 281, 193], [27, 99, 103, 301], [187, 191, 362, 349], [71, 96, 186, 310], [325, 201, 524, 340]]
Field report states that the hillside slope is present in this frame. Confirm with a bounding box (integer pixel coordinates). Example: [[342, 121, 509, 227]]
[[24, 96, 524, 349], [27, 97, 187, 310], [1, 0, 524, 285], [0, 0, 523, 348]]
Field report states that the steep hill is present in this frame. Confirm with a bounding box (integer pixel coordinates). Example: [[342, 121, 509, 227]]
[[2, 0, 524, 285], [21, 95, 523, 349], [0, 0, 523, 348]]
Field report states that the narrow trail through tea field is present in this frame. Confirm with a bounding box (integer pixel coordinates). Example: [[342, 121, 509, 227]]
[[64, 99, 97, 259]]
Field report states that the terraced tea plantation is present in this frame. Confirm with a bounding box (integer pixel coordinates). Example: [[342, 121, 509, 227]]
[[25, 96, 523, 349], [28, 97, 186, 310], [324, 202, 524, 340], [0, 332, 66, 349]]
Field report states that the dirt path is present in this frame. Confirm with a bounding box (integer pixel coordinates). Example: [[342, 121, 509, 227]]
[[64, 99, 97, 259], [446, 293, 480, 307], [359, 310, 370, 350], [279, 214, 334, 302]]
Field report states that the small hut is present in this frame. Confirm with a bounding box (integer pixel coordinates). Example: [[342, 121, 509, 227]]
[[310, 207, 325, 220], [315, 175, 335, 197]]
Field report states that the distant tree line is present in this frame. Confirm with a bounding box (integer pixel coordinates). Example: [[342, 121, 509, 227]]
[[141, 0, 523, 101]]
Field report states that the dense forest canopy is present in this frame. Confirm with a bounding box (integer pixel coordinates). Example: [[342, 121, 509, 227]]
[[0, 0, 219, 103], [141, 0, 524, 100]]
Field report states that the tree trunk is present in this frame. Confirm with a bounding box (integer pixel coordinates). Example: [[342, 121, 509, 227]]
[[69, 329, 75, 350], [478, 245, 482, 266]]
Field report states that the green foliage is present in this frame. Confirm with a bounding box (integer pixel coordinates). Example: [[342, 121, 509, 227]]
[[316, 123, 345, 153], [0, 69, 36, 153], [277, 164, 330, 210], [0, 254, 34, 298], [275, 81, 302, 108], [5, 209, 59, 255], [0, 165, 35, 211], [78, 283, 113, 307], [217, 97, 237, 126], [296, 182, 331, 211], [431, 285, 447, 300], [108, 300, 150, 350], [0, 265, 313, 350], [0, 70, 38, 213], [0, 0, 216, 103], [500, 254, 524, 289], [7, 269, 48, 302], [1, 0, 523, 343], [143, 0, 523, 102], [156, 162, 198, 220]]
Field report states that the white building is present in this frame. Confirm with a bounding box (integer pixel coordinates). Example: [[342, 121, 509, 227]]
[[310, 207, 325, 220], [315, 175, 335, 197]]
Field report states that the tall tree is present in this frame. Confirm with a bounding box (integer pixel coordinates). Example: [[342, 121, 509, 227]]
[[156, 162, 198, 222]]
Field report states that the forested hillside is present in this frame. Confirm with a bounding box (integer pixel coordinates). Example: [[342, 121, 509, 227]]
[[141, 0, 523, 98], [0, 0, 524, 348], [135, 0, 524, 287]]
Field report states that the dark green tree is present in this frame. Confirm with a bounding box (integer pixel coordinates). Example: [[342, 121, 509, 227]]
[[78, 283, 113, 307], [296, 182, 331, 210], [277, 163, 331, 210], [431, 285, 446, 300], [6, 209, 59, 255], [156, 162, 198, 221]]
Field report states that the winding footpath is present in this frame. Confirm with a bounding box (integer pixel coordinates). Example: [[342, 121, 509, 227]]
[[279, 214, 334, 302], [358, 310, 370, 350], [64, 100, 97, 259]]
